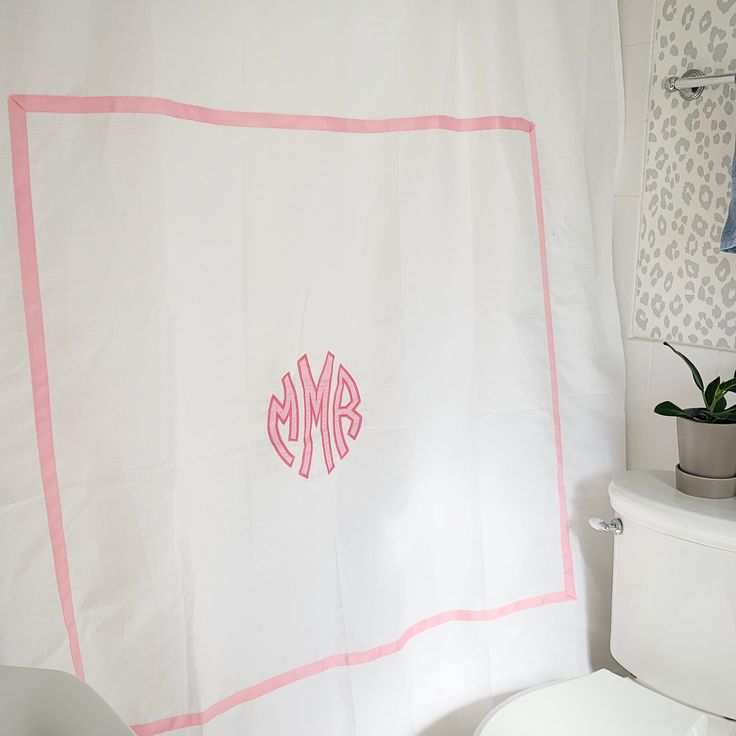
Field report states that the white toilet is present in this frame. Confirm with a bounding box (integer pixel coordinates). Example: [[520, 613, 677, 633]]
[[475, 470, 736, 735]]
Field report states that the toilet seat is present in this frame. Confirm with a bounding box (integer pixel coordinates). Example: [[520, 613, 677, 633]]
[[474, 670, 736, 736]]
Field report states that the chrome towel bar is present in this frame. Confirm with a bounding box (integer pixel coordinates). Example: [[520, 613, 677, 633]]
[[665, 68, 736, 101]]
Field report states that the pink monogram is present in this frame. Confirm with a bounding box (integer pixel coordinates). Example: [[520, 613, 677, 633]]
[[267, 353, 362, 477]]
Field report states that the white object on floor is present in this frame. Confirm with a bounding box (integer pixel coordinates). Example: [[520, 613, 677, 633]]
[[0, 665, 132, 736], [474, 670, 736, 736]]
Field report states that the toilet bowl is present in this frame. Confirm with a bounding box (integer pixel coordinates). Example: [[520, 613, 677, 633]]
[[474, 471, 736, 735], [0, 665, 132, 736]]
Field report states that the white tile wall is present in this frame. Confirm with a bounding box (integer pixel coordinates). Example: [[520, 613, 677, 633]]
[[615, 0, 736, 471], [618, 0, 656, 46], [621, 42, 650, 123], [614, 121, 648, 196], [612, 196, 640, 327]]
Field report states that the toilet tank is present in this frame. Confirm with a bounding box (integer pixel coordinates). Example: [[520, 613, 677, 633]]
[[609, 470, 736, 719]]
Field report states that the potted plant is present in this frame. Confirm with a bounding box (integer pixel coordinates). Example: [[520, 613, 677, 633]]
[[654, 342, 736, 498]]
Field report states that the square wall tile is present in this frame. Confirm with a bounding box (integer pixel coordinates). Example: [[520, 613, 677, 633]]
[[717, 351, 736, 381], [626, 407, 677, 471], [618, 0, 656, 47], [624, 338, 654, 411], [613, 195, 643, 333], [649, 342, 721, 410], [622, 42, 651, 123], [615, 121, 647, 196]]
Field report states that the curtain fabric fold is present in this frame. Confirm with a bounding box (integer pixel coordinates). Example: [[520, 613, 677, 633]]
[[0, 2, 624, 734]]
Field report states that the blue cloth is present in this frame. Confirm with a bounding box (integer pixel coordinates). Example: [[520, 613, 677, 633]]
[[722, 141, 736, 253]]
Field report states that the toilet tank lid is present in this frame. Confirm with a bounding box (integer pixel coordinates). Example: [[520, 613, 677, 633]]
[[609, 470, 736, 552]]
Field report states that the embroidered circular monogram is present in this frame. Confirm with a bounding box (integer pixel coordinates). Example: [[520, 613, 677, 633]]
[[267, 352, 362, 478], [634, 0, 736, 350]]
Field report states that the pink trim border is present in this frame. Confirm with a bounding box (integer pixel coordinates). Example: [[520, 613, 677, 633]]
[[7, 94, 574, 735], [133, 591, 570, 736], [7, 96, 86, 681]]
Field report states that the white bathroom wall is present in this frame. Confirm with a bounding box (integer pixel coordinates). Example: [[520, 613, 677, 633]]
[[615, 0, 736, 471]]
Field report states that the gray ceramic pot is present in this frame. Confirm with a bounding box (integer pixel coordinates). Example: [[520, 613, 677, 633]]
[[677, 415, 736, 479]]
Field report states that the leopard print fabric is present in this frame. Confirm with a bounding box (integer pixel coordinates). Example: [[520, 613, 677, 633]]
[[633, 0, 736, 350]]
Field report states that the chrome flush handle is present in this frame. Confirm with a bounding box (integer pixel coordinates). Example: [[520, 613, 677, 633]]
[[589, 517, 623, 535]]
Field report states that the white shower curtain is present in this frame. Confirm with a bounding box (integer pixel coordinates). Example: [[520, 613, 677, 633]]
[[0, 2, 625, 734]]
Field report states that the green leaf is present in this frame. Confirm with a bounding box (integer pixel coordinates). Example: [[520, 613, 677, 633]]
[[705, 411, 736, 424], [715, 397, 728, 412], [719, 377, 736, 394], [704, 401, 736, 421], [705, 376, 721, 406], [654, 401, 692, 418], [663, 342, 704, 392]]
